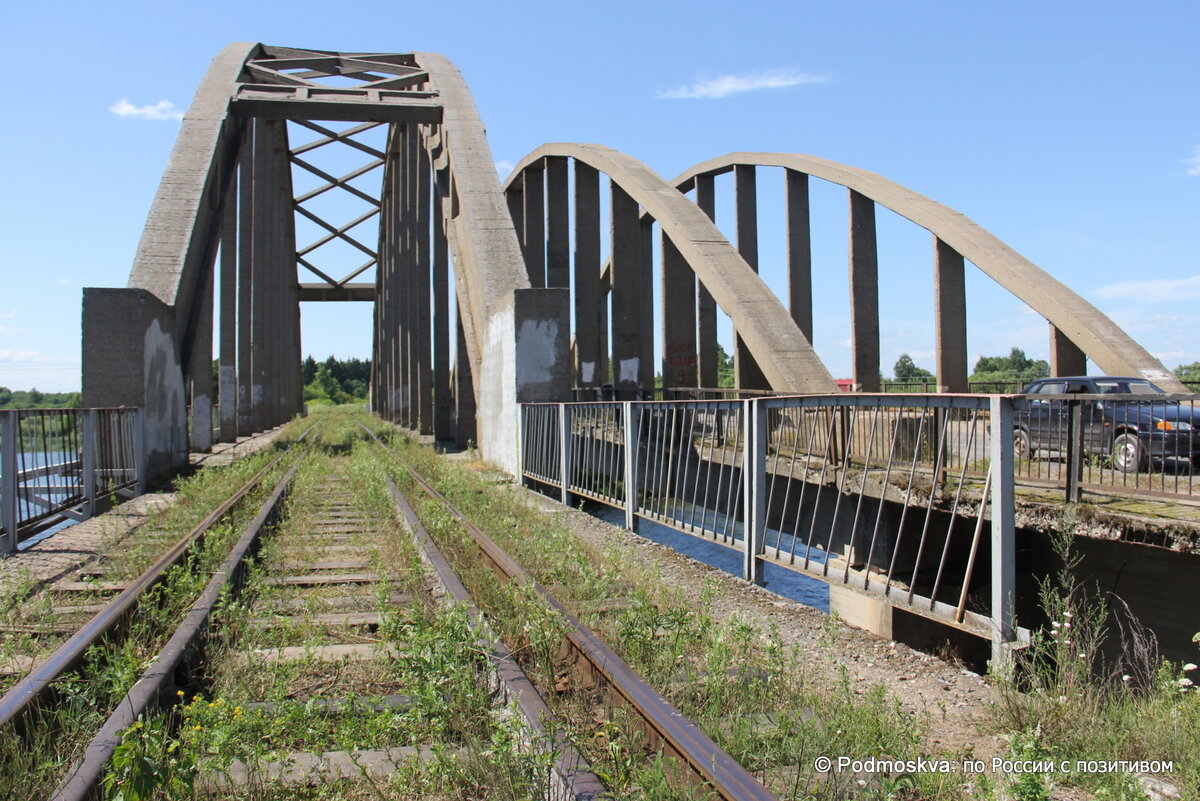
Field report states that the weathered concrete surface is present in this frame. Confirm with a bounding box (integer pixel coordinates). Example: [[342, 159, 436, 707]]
[[82, 288, 186, 480], [506, 145, 838, 394], [672, 153, 1186, 392], [514, 288, 571, 402], [416, 52, 560, 473]]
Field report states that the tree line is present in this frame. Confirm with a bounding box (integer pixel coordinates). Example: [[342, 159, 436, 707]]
[[891, 347, 1050, 387], [302, 356, 370, 404]]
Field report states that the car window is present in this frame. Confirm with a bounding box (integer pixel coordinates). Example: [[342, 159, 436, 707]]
[[1093, 379, 1163, 395], [1034, 382, 1066, 394]]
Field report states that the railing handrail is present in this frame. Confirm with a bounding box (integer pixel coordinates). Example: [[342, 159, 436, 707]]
[[1, 406, 145, 551]]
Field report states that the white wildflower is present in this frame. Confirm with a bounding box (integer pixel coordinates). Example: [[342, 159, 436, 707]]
[[1183, 663, 1197, 672]]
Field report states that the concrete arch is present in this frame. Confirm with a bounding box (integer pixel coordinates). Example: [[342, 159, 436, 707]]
[[504, 144, 838, 394], [87, 44, 563, 476], [672, 153, 1185, 392]]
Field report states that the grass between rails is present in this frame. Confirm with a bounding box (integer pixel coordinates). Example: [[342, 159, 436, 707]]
[[0, 420, 310, 801], [105, 430, 561, 800]]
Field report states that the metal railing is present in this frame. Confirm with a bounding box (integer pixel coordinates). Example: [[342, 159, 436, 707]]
[[1, 407, 145, 552], [521, 394, 1017, 662], [1014, 393, 1200, 500]]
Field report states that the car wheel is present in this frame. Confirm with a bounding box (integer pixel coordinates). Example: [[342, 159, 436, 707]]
[[1111, 433, 1146, 474], [1014, 428, 1035, 461]]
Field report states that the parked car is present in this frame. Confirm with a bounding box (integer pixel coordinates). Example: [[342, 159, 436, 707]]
[[1014, 376, 1200, 473]]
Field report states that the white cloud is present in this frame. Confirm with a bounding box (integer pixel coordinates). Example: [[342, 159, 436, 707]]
[[657, 68, 827, 100], [0, 309, 15, 320], [0, 349, 52, 364], [495, 159, 514, 178], [1095, 275, 1200, 303], [109, 98, 184, 121], [0, 326, 16, 336], [1185, 145, 1200, 177]]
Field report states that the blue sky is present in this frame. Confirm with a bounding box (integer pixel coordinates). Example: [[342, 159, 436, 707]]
[[2, 1, 1197, 392]]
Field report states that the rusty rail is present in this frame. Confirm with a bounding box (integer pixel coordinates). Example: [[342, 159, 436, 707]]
[[0, 424, 312, 730], [366, 424, 778, 801]]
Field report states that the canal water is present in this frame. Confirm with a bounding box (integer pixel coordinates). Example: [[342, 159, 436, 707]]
[[588, 503, 831, 612]]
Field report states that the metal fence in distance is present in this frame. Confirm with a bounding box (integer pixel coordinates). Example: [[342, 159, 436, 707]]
[[521, 394, 1017, 663], [0, 407, 145, 552]]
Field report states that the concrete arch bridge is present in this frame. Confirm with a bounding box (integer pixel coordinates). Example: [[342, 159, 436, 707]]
[[82, 43, 1182, 476]]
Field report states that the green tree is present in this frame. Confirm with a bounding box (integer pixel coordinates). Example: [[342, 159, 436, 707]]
[[716, 343, 734, 388], [301, 355, 318, 386], [893, 353, 934, 382], [1174, 361, 1200, 383], [970, 346, 1049, 385]]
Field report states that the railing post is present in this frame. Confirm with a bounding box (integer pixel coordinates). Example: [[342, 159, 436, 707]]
[[82, 409, 98, 519], [518, 405, 529, 488], [1065, 399, 1083, 503], [558, 403, 571, 505], [622, 401, 639, 532], [134, 407, 147, 496], [1, 411, 16, 553], [989, 395, 1016, 670], [742, 399, 766, 585]]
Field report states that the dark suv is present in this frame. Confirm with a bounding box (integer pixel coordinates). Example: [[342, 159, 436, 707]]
[[1015, 376, 1200, 473]]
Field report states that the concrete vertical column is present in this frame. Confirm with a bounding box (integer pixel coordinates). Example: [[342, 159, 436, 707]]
[[237, 122, 255, 436], [382, 125, 401, 420], [734, 165, 768, 390], [546, 156, 570, 289], [187, 258, 214, 451], [454, 310, 477, 446], [250, 117, 272, 433], [610, 183, 642, 397], [573, 162, 602, 391], [373, 131, 388, 418], [400, 124, 416, 426], [661, 234, 697, 390], [218, 161, 238, 442], [934, 237, 969, 393], [638, 217, 655, 392], [694, 174, 718, 389], [506, 181, 525, 262], [416, 130, 433, 434], [523, 163, 545, 287], [786, 169, 813, 343], [848, 190, 881, 392], [989, 395, 1016, 667], [1049, 324, 1087, 377], [433, 164, 452, 440], [269, 118, 297, 424]]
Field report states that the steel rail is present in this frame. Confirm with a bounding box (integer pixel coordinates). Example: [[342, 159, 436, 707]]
[[0, 424, 314, 730], [386, 477, 608, 801], [364, 425, 778, 801], [53, 456, 304, 801]]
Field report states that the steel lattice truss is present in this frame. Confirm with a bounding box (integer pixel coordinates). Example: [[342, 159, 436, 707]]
[[235, 48, 438, 291]]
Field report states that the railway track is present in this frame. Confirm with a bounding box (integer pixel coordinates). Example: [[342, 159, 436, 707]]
[[1, 417, 786, 800]]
